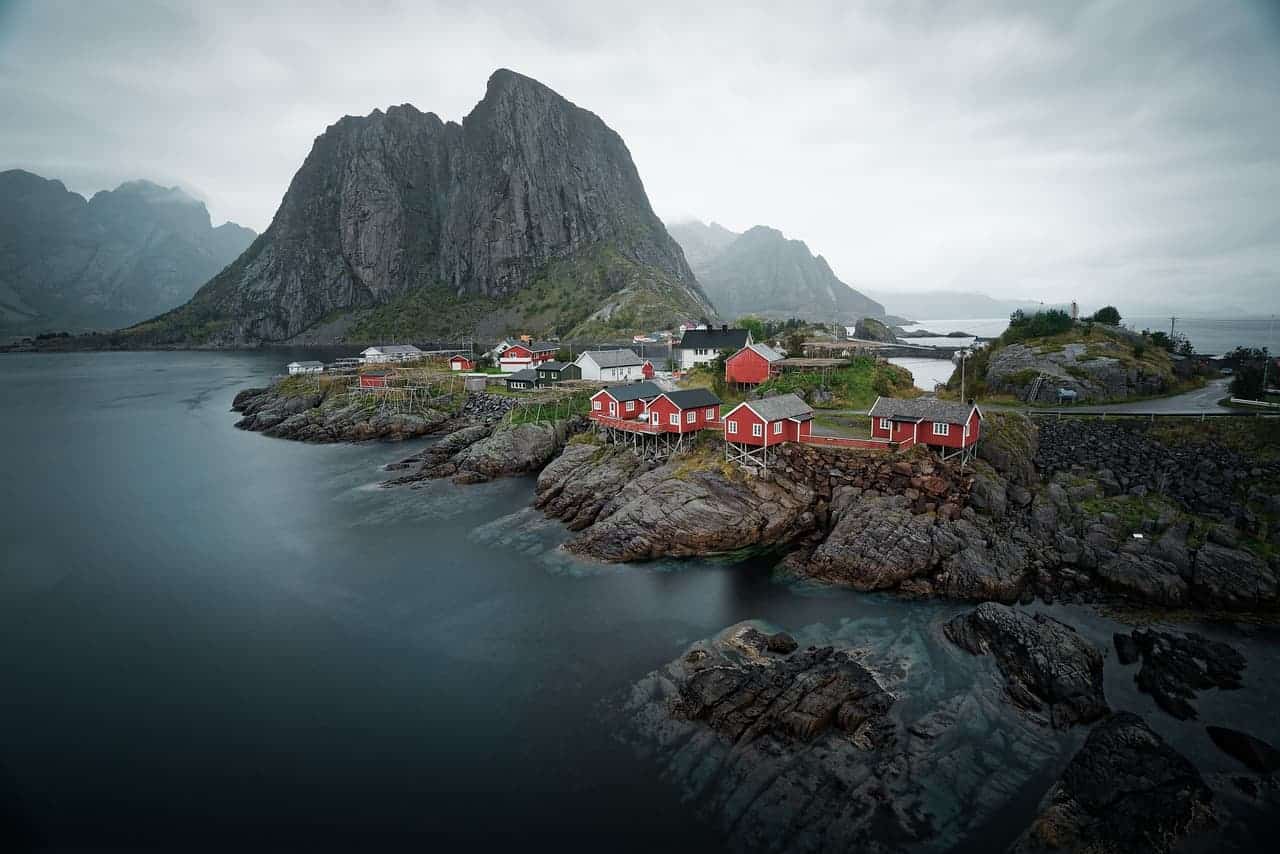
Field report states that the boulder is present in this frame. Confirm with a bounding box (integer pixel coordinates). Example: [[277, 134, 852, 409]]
[[1205, 726, 1280, 774], [1112, 629, 1245, 720], [944, 603, 1108, 729], [1191, 542, 1277, 610]]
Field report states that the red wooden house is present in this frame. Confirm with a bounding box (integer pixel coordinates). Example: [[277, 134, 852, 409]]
[[500, 341, 558, 373], [868, 397, 982, 459], [449, 354, 475, 371], [359, 371, 394, 388], [725, 343, 784, 386], [644, 389, 722, 434], [588, 381, 664, 422], [722, 394, 813, 469], [642, 360, 656, 379]]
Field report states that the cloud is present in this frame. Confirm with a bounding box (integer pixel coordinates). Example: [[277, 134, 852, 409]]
[[1, 0, 1277, 313]]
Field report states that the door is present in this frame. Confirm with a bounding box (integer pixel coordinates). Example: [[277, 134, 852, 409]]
[[609, 401, 618, 417], [650, 411, 659, 425]]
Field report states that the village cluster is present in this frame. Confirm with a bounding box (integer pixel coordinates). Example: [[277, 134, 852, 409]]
[[284, 326, 982, 471]]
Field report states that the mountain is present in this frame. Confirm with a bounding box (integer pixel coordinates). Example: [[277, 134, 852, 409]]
[[861, 289, 1053, 321], [0, 170, 256, 334], [134, 69, 711, 346], [670, 221, 883, 322]]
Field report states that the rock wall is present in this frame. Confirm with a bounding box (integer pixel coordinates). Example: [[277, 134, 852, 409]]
[[985, 340, 1170, 403]]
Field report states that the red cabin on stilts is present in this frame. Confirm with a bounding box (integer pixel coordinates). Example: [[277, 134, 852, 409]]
[[868, 397, 982, 460]]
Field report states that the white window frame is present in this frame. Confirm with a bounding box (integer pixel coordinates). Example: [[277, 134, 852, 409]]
[[609, 402, 618, 417], [728, 421, 738, 435], [705, 407, 715, 420], [932, 422, 950, 436], [650, 411, 659, 425], [879, 418, 891, 432], [592, 400, 601, 411], [686, 410, 696, 424], [752, 423, 764, 437], [773, 421, 782, 435], [625, 400, 635, 412], [669, 413, 679, 426]]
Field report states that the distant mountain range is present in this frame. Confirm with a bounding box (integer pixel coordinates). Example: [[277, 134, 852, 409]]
[[861, 289, 1061, 322], [667, 220, 883, 322], [0, 170, 255, 334], [123, 69, 711, 346]]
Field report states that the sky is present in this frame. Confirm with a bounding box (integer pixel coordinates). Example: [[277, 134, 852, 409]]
[[2, 0, 1278, 315]]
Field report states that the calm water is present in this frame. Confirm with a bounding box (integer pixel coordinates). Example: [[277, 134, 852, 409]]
[[1, 352, 1275, 850]]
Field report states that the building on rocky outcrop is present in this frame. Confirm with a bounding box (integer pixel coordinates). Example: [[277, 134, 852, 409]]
[[498, 341, 558, 373], [589, 381, 664, 421], [361, 344, 422, 364], [869, 396, 982, 459], [286, 360, 324, 375], [505, 369, 538, 391], [573, 348, 645, 381], [674, 325, 752, 370], [723, 393, 814, 470], [359, 371, 394, 389], [645, 389, 722, 434], [724, 342, 784, 387], [448, 354, 474, 371]]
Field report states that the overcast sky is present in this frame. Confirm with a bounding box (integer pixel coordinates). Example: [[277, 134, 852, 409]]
[[2, 0, 1278, 314]]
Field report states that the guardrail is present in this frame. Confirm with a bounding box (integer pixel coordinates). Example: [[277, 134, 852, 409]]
[[800, 434, 910, 451], [1024, 409, 1277, 420]]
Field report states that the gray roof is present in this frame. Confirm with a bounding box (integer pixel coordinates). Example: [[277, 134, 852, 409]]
[[288, 360, 324, 368], [367, 344, 421, 355], [601, 381, 663, 403], [742, 343, 784, 362], [507, 369, 539, 382], [660, 388, 722, 409], [524, 341, 559, 353], [868, 397, 978, 424], [743, 393, 813, 422], [538, 360, 566, 371], [579, 348, 642, 368], [678, 328, 751, 351]]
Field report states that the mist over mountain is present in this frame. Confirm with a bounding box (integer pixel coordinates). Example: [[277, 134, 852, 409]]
[[136, 69, 710, 345], [669, 220, 883, 322], [862, 290, 1054, 322], [0, 170, 255, 334]]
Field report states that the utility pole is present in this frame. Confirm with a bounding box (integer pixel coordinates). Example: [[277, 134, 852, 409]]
[[1170, 316, 1176, 339], [1263, 314, 1275, 398]]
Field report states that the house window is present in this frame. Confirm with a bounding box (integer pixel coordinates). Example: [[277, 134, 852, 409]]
[[705, 407, 715, 419], [728, 421, 738, 434], [879, 418, 891, 432], [933, 422, 950, 436], [669, 413, 679, 426], [626, 400, 635, 412], [752, 423, 764, 437], [593, 400, 601, 411], [650, 412, 659, 425], [686, 411, 696, 423], [773, 421, 782, 435]]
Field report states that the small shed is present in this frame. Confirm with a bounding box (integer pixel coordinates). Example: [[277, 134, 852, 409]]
[[287, 360, 324, 375], [536, 360, 582, 387], [359, 371, 394, 388], [506, 368, 539, 391], [449, 354, 475, 371]]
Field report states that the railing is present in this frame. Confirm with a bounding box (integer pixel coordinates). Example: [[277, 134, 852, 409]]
[[800, 434, 910, 451], [589, 413, 663, 434]]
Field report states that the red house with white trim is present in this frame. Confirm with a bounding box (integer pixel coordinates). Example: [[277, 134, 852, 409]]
[[449, 354, 475, 371], [644, 389, 722, 433], [359, 371, 394, 388], [725, 343, 784, 386], [868, 397, 982, 458], [642, 360, 656, 379], [588, 381, 664, 422], [499, 341, 558, 373], [723, 394, 814, 446]]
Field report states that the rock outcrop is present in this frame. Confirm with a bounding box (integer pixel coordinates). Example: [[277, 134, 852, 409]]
[[944, 603, 1108, 729], [136, 69, 710, 345], [0, 169, 254, 334], [1112, 629, 1246, 720], [1012, 712, 1214, 853], [1206, 726, 1280, 774], [231, 385, 448, 442], [983, 331, 1173, 403]]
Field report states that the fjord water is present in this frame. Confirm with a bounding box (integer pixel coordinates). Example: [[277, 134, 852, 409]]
[[1, 353, 1276, 850]]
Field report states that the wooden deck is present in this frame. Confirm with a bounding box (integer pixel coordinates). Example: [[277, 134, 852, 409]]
[[589, 414, 663, 434], [799, 434, 913, 451]]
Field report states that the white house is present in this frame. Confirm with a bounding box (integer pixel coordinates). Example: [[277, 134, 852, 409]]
[[361, 344, 423, 364], [286, 360, 324, 375], [574, 349, 646, 381], [674, 326, 753, 371]]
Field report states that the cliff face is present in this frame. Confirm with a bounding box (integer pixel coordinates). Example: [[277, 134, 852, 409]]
[[0, 170, 255, 333], [156, 69, 709, 344], [669, 222, 883, 322]]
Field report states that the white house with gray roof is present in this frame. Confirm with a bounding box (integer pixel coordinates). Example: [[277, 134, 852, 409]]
[[573, 348, 647, 381]]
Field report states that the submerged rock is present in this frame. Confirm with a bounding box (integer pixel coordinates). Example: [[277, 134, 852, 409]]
[[1206, 726, 1280, 774], [944, 603, 1108, 729], [1112, 629, 1245, 720], [1011, 712, 1214, 854]]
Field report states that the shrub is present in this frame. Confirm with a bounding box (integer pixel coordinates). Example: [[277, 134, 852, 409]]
[[1091, 306, 1121, 325], [1003, 309, 1074, 343]]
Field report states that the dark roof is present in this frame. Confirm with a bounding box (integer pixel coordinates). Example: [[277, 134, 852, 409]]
[[599, 381, 663, 403], [538, 361, 567, 371], [743, 393, 813, 422], [868, 397, 977, 424], [523, 341, 558, 353], [678, 328, 751, 351], [659, 388, 722, 409], [578, 348, 642, 368], [506, 369, 539, 382]]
